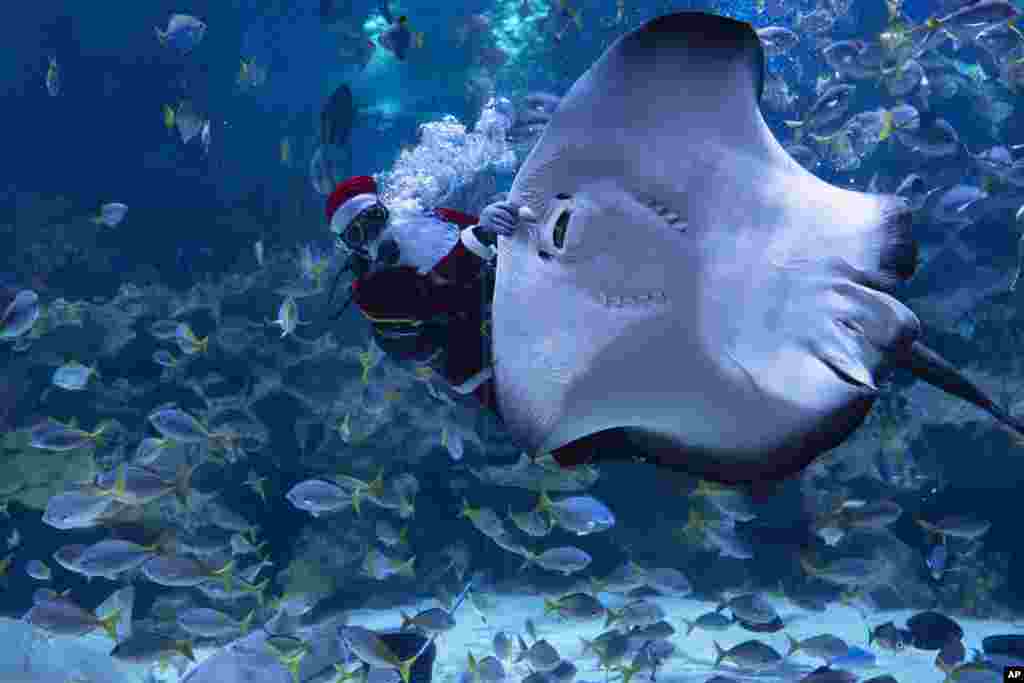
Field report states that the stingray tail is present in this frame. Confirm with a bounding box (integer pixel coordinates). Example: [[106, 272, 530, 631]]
[[894, 340, 1024, 439]]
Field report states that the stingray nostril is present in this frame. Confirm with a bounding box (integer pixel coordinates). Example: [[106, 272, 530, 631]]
[[553, 209, 570, 249], [538, 250, 554, 261]]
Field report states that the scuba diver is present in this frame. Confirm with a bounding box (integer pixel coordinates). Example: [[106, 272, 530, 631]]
[[325, 175, 520, 411]]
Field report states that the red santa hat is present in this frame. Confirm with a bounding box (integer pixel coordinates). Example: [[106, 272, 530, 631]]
[[326, 176, 380, 235]]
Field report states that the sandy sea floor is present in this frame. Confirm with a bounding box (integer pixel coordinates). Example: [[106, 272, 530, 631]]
[[3, 591, 1022, 683]]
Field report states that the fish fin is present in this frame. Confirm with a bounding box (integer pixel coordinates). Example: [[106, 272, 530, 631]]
[[397, 655, 418, 683], [177, 640, 196, 662], [396, 556, 416, 579], [879, 110, 893, 141], [175, 464, 194, 508], [241, 608, 255, 636], [798, 551, 819, 576], [785, 633, 800, 657], [712, 640, 726, 667], [98, 607, 122, 641]]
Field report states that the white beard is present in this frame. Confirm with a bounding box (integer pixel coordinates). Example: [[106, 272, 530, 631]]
[[380, 214, 460, 274]]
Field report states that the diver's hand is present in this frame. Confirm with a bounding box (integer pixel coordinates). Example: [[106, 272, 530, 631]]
[[477, 200, 523, 237]]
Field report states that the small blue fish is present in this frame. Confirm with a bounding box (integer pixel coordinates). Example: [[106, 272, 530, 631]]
[[52, 360, 99, 391], [1, 290, 40, 339], [148, 405, 209, 443], [155, 14, 207, 54], [91, 202, 128, 228], [267, 296, 308, 338], [46, 57, 60, 96]]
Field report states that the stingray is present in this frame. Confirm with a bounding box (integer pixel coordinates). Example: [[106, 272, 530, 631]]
[[491, 12, 1024, 490]]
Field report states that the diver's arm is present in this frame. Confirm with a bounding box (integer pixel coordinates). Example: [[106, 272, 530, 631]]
[[456, 198, 523, 262]]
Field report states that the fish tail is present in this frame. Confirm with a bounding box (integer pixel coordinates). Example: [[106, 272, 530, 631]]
[[396, 556, 416, 579], [415, 32, 424, 48], [712, 641, 726, 667], [914, 516, 935, 533], [879, 110, 894, 141], [516, 635, 529, 660], [177, 640, 196, 662], [535, 488, 552, 514], [367, 469, 386, 499], [397, 655, 418, 683], [240, 608, 255, 636], [683, 619, 695, 636], [798, 551, 819, 576], [155, 27, 168, 45], [113, 463, 127, 498], [175, 464, 194, 508], [400, 610, 414, 630], [785, 633, 800, 657], [98, 607, 122, 641], [249, 578, 270, 606], [579, 636, 593, 655], [213, 559, 235, 591], [287, 658, 301, 683], [604, 607, 619, 629], [517, 552, 536, 573], [543, 598, 559, 616]]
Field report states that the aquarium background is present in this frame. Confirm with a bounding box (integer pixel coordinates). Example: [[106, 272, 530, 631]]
[[2, 0, 1024, 682]]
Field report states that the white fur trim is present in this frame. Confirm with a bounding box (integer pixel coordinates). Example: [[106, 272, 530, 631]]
[[460, 227, 497, 262], [329, 193, 379, 235]]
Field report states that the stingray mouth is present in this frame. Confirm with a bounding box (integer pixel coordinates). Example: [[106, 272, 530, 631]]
[[598, 290, 668, 308]]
